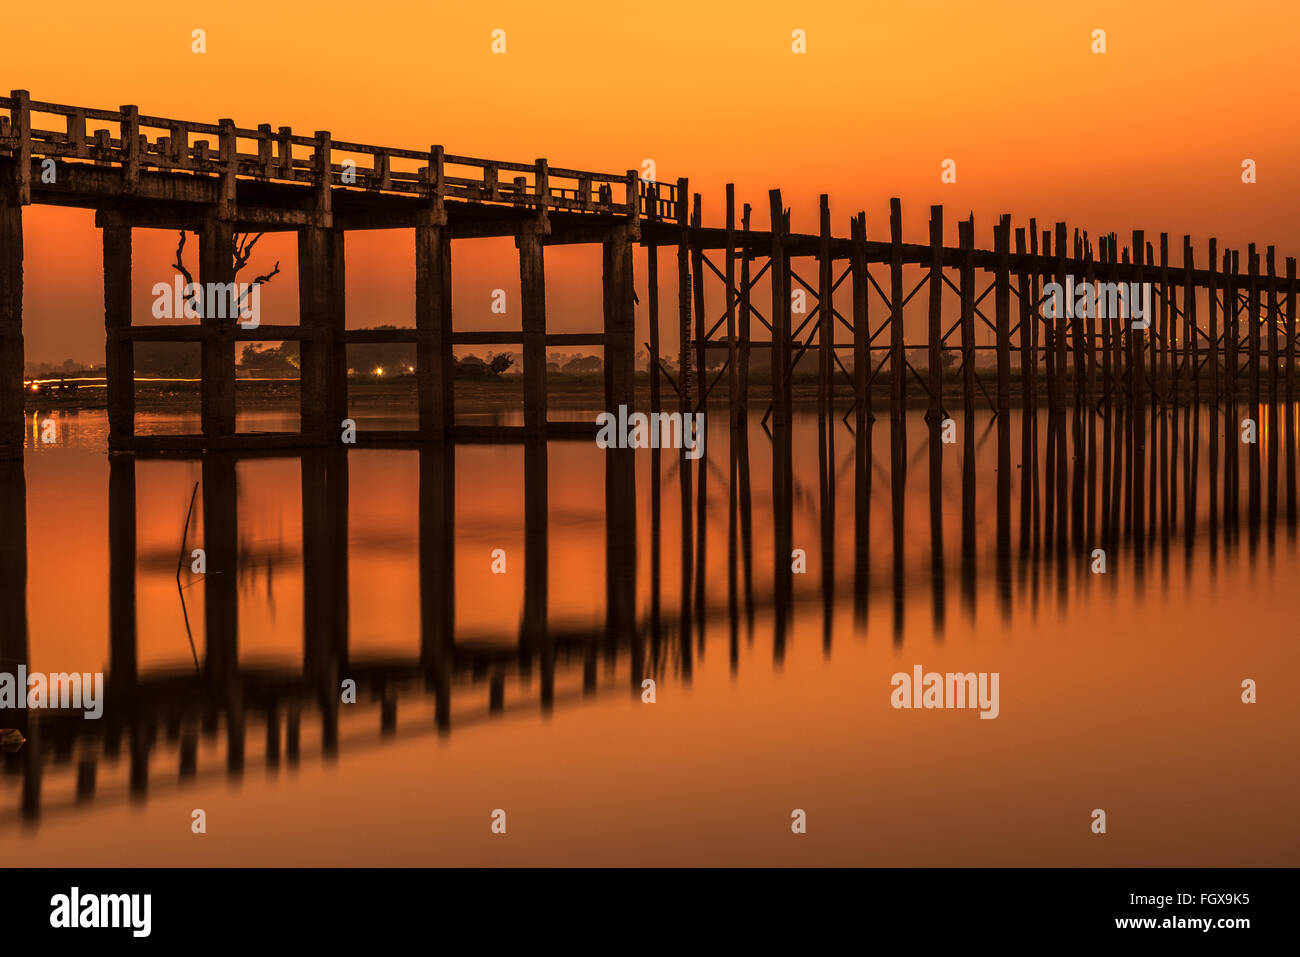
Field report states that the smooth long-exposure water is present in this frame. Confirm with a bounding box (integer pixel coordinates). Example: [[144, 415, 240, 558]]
[[1, 402, 1296, 865]]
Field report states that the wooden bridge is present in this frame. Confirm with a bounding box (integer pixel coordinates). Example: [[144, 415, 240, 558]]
[[3, 90, 1299, 463]]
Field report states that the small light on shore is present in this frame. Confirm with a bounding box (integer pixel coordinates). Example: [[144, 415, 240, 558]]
[[374, 366, 385, 377]]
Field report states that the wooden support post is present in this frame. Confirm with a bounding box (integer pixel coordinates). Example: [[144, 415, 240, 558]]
[[691, 194, 706, 417], [818, 194, 833, 419], [1099, 235, 1112, 400], [1267, 247, 1278, 404], [419, 442, 455, 731], [1016, 228, 1033, 411], [1287, 257, 1297, 408], [1225, 248, 1238, 405], [1132, 230, 1146, 412], [121, 105, 140, 196], [676, 177, 692, 414], [851, 212, 868, 428], [959, 215, 975, 420], [1055, 222, 1068, 412], [1184, 237, 1198, 406], [604, 225, 636, 414], [0, 192, 23, 459], [416, 222, 453, 437], [739, 203, 752, 426], [202, 454, 238, 681], [1208, 238, 1220, 404], [727, 185, 739, 428], [200, 216, 236, 437], [103, 223, 133, 445], [10, 91, 32, 205], [1248, 244, 1260, 410], [299, 227, 336, 436], [519, 223, 547, 436], [1029, 220, 1040, 404], [995, 214, 1011, 416], [1072, 229, 1086, 408], [769, 190, 791, 429], [927, 205, 943, 420], [647, 239, 661, 415], [1083, 233, 1097, 405], [889, 198, 905, 418], [1159, 233, 1170, 405]]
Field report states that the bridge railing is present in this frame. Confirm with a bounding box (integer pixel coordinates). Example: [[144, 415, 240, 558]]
[[0, 91, 679, 224]]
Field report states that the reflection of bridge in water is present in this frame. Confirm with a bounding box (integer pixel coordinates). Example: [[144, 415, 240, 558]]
[[4, 390, 1298, 825]]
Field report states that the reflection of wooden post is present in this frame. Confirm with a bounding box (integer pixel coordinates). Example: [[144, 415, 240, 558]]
[[202, 453, 239, 681], [0, 193, 22, 460], [108, 455, 137, 687], [103, 222, 134, 446], [0, 460, 27, 715], [303, 447, 348, 674], [420, 442, 454, 732], [606, 446, 636, 644]]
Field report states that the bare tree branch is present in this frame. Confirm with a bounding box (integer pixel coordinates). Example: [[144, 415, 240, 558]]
[[172, 230, 203, 318]]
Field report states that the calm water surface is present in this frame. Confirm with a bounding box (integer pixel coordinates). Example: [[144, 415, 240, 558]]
[[1, 403, 1296, 865]]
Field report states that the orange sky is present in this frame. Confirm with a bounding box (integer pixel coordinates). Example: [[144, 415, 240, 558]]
[[8, 0, 1300, 362]]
